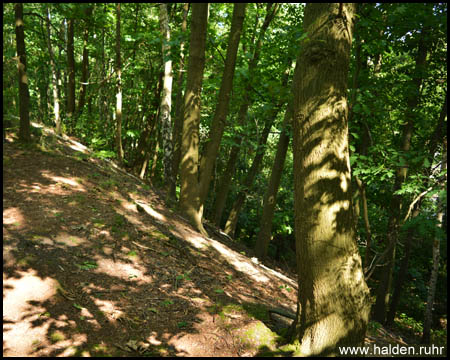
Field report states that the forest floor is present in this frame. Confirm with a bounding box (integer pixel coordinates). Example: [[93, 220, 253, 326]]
[[3, 123, 431, 357]]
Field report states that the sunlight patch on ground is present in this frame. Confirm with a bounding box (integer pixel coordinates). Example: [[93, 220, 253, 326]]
[[3, 270, 59, 356], [3, 207, 25, 227], [44, 175, 86, 191], [134, 199, 167, 222], [94, 258, 152, 284], [54, 232, 86, 247]]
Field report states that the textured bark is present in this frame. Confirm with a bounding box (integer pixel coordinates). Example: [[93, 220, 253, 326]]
[[254, 102, 292, 259], [115, 3, 124, 165], [179, 3, 209, 237], [67, 17, 76, 124], [170, 3, 189, 199], [373, 28, 428, 324], [289, 4, 370, 355], [15, 3, 31, 142], [45, 5, 61, 135], [159, 3, 175, 198], [198, 3, 246, 208]]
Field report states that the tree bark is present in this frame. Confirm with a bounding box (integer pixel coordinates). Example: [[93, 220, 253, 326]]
[[170, 3, 189, 199], [179, 3, 209, 237], [159, 3, 175, 199], [115, 3, 124, 165], [45, 5, 61, 135], [77, 6, 92, 116], [289, 4, 370, 355], [15, 3, 31, 142], [198, 3, 246, 208], [67, 17, 76, 128]]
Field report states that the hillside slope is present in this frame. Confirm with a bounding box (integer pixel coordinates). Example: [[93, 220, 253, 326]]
[[3, 124, 298, 357]]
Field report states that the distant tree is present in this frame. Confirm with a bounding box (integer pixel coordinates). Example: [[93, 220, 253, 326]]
[[67, 16, 75, 128], [159, 3, 175, 199], [15, 3, 31, 142], [198, 3, 246, 209], [45, 5, 61, 135], [115, 3, 124, 165]]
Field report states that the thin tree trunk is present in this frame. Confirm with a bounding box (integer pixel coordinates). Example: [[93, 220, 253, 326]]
[[170, 3, 189, 199], [179, 3, 209, 237], [67, 17, 76, 129], [159, 3, 175, 199], [289, 4, 370, 355], [255, 102, 292, 260], [45, 5, 61, 135], [198, 3, 246, 208], [77, 6, 92, 115], [422, 142, 446, 343], [387, 94, 447, 325], [115, 3, 124, 165], [15, 3, 31, 142], [212, 4, 279, 226], [373, 28, 429, 324]]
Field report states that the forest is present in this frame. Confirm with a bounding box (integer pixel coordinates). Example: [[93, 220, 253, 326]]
[[3, 3, 447, 357]]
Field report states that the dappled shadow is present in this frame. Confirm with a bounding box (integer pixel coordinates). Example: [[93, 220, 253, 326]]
[[3, 133, 297, 356]]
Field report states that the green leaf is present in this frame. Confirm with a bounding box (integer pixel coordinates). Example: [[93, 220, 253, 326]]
[[73, 303, 83, 310]]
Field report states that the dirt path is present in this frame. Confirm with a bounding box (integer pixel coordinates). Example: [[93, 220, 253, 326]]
[[3, 126, 298, 357]]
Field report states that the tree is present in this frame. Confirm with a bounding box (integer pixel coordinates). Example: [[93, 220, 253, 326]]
[[115, 3, 124, 165], [14, 3, 31, 142], [45, 5, 61, 135], [422, 139, 447, 344], [198, 3, 246, 209], [212, 3, 279, 227], [373, 24, 429, 324], [159, 3, 175, 199], [67, 16, 75, 128], [179, 3, 209, 237], [255, 102, 292, 260], [289, 4, 370, 355], [170, 3, 189, 199], [77, 6, 93, 116]]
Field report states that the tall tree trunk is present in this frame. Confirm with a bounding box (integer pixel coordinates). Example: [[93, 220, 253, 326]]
[[67, 17, 76, 130], [45, 5, 61, 135], [254, 102, 292, 260], [373, 28, 428, 324], [15, 3, 31, 142], [212, 4, 279, 226], [422, 141, 447, 344], [115, 3, 124, 165], [289, 4, 370, 355], [223, 105, 280, 237], [159, 3, 175, 199], [387, 94, 447, 325], [170, 3, 189, 199], [179, 3, 209, 237], [77, 7, 92, 115], [198, 3, 246, 208]]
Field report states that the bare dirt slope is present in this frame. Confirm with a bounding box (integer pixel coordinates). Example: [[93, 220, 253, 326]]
[[3, 124, 298, 357]]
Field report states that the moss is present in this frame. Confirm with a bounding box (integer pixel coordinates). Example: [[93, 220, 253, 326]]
[[49, 331, 66, 343], [237, 321, 280, 351]]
